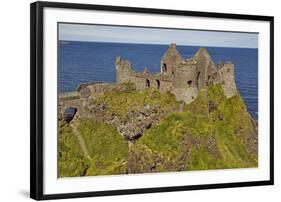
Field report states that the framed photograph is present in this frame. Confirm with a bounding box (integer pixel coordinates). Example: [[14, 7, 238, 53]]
[[30, 1, 274, 200]]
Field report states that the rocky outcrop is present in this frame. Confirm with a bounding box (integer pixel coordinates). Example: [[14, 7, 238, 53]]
[[117, 104, 161, 141], [59, 83, 178, 142]]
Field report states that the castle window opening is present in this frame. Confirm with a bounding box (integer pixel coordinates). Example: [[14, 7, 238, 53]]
[[207, 75, 211, 86], [156, 79, 160, 89], [227, 68, 230, 72], [162, 63, 167, 73], [145, 79, 151, 88], [187, 80, 192, 87], [197, 72, 201, 87]]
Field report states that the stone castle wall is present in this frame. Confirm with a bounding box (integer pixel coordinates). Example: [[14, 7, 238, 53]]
[[59, 43, 238, 111], [115, 43, 237, 103], [77, 83, 114, 99], [115, 57, 173, 93], [213, 63, 237, 98], [171, 62, 199, 103], [172, 62, 197, 89]]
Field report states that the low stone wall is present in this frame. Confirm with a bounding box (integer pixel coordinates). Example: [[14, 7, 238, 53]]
[[78, 83, 114, 99], [59, 82, 139, 120], [125, 72, 173, 93], [59, 91, 80, 100]]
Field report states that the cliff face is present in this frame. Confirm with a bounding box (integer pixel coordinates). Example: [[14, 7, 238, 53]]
[[127, 85, 257, 173], [58, 83, 257, 177]]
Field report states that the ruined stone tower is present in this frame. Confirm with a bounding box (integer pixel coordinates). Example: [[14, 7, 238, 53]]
[[115, 56, 132, 84], [194, 47, 216, 89], [114, 43, 237, 104], [160, 43, 182, 77]]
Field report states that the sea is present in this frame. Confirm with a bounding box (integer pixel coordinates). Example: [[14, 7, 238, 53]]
[[58, 41, 258, 119]]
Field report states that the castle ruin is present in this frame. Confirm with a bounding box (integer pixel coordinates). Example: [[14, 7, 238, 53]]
[[115, 43, 237, 103], [59, 43, 238, 117]]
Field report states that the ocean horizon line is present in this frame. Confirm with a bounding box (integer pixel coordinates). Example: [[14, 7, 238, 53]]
[[59, 40, 258, 50]]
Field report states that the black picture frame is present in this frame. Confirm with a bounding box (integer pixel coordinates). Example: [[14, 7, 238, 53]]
[[30, 1, 274, 200]]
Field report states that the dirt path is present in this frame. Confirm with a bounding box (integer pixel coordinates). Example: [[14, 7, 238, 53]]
[[70, 123, 92, 160]]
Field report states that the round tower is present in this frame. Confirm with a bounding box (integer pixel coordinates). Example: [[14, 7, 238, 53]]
[[115, 56, 132, 84]]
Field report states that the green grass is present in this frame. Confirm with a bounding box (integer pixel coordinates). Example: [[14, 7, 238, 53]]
[[58, 120, 129, 177], [58, 124, 89, 177], [94, 82, 179, 119], [78, 120, 128, 176]]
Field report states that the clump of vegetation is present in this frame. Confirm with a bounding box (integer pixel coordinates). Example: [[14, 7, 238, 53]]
[[94, 82, 179, 118], [58, 120, 128, 177]]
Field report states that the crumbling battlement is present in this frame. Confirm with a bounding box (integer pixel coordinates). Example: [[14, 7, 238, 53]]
[[115, 43, 237, 103]]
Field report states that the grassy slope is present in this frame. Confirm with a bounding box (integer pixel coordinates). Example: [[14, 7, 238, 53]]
[[58, 124, 89, 177], [129, 85, 257, 172], [59, 84, 257, 177], [58, 121, 128, 177]]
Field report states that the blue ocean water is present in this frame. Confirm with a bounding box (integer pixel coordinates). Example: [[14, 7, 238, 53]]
[[58, 41, 258, 119]]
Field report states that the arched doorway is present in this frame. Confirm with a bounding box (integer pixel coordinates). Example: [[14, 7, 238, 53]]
[[145, 79, 151, 88], [207, 75, 211, 86], [162, 63, 167, 73], [156, 79, 160, 89]]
